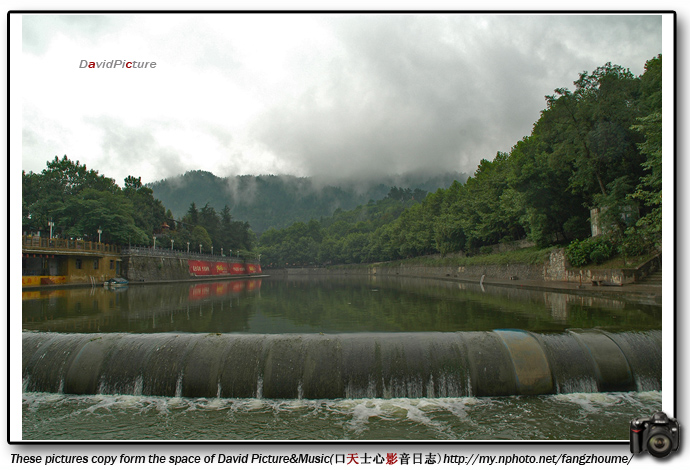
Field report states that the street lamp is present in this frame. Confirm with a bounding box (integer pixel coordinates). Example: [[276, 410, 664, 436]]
[[187, 241, 190, 253], [48, 220, 55, 239], [171, 239, 175, 251], [153, 236, 157, 249], [211, 245, 214, 255], [97, 227, 102, 243], [199, 244, 203, 254], [221, 248, 223, 257]]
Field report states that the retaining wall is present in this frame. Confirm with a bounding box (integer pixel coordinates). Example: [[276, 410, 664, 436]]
[[269, 249, 661, 287], [369, 263, 546, 281], [122, 254, 262, 283], [123, 255, 191, 282]]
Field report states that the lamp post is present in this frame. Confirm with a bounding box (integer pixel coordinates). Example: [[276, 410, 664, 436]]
[[97, 227, 102, 243], [171, 239, 175, 251], [199, 244, 203, 254], [48, 220, 55, 239], [153, 236, 157, 249], [221, 248, 223, 257], [211, 245, 214, 256], [187, 241, 190, 253]]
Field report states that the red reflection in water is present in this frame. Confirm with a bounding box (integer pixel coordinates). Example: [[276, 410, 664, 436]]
[[188, 279, 262, 300]]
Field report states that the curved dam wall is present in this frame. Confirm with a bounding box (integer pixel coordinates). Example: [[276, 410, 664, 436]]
[[22, 330, 661, 399]]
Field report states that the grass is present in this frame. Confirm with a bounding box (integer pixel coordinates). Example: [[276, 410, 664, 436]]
[[577, 252, 659, 270]]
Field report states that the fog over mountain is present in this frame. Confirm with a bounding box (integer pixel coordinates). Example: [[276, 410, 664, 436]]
[[148, 170, 467, 233]]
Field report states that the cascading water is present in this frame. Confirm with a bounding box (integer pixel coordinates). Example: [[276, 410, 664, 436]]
[[22, 329, 661, 400]]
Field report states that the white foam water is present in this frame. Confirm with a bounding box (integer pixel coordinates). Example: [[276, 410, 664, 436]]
[[21, 391, 662, 441]]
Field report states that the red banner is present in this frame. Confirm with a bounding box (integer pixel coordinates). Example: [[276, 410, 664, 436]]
[[229, 263, 246, 275], [245, 263, 262, 274], [211, 262, 229, 275], [188, 260, 212, 275], [188, 260, 259, 276]]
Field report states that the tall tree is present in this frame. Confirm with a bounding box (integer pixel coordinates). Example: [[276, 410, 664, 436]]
[[543, 63, 643, 204]]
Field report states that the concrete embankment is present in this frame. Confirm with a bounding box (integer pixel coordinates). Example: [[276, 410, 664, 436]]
[[123, 252, 264, 285], [124, 253, 191, 282], [266, 250, 662, 305]]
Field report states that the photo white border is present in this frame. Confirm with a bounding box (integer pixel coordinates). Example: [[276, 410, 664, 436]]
[[3, 2, 681, 466]]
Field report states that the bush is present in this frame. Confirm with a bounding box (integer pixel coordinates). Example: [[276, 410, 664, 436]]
[[619, 229, 653, 258], [565, 240, 588, 267], [589, 249, 607, 265], [565, 237, 614, 267], [479, 246, 494, 255]]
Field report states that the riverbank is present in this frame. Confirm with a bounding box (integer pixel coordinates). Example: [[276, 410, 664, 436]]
[[266, 256, 663, 306]]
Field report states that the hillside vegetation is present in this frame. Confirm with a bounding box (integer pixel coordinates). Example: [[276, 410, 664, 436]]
[[258, 56, 663, 268]]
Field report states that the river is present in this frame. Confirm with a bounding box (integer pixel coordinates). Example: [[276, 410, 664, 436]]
[[21, 275, 663, 441]]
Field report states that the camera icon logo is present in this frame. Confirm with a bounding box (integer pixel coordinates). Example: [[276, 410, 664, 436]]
[[630, 411, 680, 458]]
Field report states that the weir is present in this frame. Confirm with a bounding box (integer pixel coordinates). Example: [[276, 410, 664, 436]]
[[22, 330, 661, 399]]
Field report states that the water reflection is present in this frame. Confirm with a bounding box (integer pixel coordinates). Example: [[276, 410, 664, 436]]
[[22, 276, 661, 334]]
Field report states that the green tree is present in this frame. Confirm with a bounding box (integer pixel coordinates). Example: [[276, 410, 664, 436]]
[[123, 178, 166, 242], [627, 112, 662, 251], [60, 188, 148, 245], [543, 63, 644, 203], [186, 202, 199, 225], [190, 226, 213, 253]]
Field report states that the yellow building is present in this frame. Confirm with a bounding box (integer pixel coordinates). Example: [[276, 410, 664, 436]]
[[22, 236, 122, 287]]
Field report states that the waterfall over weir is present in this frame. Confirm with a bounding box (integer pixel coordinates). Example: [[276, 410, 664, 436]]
[[22, 330, 661, 399]]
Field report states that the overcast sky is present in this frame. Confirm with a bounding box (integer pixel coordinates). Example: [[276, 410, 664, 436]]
[[20, 13, 663, 186]]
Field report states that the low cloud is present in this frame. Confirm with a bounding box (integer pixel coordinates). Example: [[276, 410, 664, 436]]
[[85, 116, 186, 185], [20, 14, 663, 186], [251, 14, 662, 181]]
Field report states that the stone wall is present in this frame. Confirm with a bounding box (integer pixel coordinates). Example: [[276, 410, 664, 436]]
[[562, 254, 661, 286], [267, 251, 661, 287], [272, 261, 547, 283], [544, 248, 567, 281], [369, 263, 546, 282], [123, 255, 191, 282]]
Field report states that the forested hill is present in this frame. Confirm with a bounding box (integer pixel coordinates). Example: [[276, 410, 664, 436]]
[[147, 172, 467, 234], [257, 56, 663, 268]]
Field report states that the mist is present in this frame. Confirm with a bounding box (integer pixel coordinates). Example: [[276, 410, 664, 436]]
[[20, 14, 663, 187]]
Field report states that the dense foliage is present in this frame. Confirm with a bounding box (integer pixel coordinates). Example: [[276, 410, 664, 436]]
[[258, 56, 663, 267], [22, 157, 161, 245], [154, 202, 255, 255], [22, 158, 254, 254], [259, 188, 422, 267]]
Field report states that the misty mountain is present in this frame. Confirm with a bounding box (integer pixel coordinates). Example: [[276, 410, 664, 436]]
[[147, 171, 467, 234]]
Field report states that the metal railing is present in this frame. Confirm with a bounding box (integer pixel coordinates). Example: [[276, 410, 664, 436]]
[[121, 246, 249, 263], [21, 236, 258, 263], [22, 236, 121, 254]]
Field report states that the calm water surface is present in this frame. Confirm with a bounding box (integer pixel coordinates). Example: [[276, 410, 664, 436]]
[[22, 275, 661, 334], [22, 275, 662, 441]]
